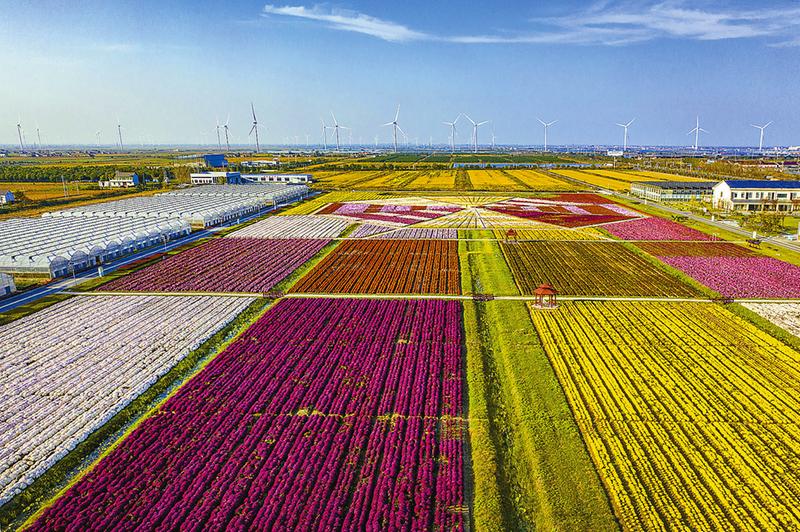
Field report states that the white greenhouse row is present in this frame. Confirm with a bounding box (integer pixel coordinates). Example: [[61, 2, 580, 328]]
[[228, 215, 350, 239], [164, 183, 309, 201], [0, 294, 255, 506], [45, 185, 308, 228], [0, 217, 190, 277]]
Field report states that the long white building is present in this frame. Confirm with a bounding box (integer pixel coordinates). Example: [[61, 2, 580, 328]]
[[712, 180, 800, 212]]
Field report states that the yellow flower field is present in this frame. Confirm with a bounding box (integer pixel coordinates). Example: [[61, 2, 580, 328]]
[[530, 301, 800, 529], [552, 169, 630, 190]]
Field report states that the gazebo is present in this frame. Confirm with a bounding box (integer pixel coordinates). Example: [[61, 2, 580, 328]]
[[533, 283, 558, 308]]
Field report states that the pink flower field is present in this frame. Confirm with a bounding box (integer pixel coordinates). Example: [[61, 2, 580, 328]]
[[30, 298, 466, 531], [604, 216, 714, 241], [659, 256, 800, 298]]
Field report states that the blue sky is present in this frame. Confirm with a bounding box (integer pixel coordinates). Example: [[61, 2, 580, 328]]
[[1, 0, 798, 147]]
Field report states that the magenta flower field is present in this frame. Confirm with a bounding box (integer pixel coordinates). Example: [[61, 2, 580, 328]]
[[30, 298, 466, 531], [104, 238, 327, 293], [604, 217, 714, 241], [659, 256, 800, 298]]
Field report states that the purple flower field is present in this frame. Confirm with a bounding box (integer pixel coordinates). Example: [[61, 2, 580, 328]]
[[604, 217, 714, 241], [659, 256, 800, 298], [30, 298, 466, 531]]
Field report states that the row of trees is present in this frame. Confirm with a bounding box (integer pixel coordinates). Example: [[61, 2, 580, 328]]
[[0, 165, 177, 183]]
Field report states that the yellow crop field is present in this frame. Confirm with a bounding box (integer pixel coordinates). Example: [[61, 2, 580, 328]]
[[2, 181, 108, 201], [531, 301, 800, 529], [629, 170, 711, 182], [492, 228, 607, 241], [467, 169, 520, 190], [406, 170, 456, 189], [505, 169, 583, 191], [589, 169, 657, 182], [551, 169, 629, 190]]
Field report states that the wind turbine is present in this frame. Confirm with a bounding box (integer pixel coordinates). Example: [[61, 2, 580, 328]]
[[223, 115, 231, 152], [330, 112, 348, 151], [249, 102, 261, 153], [116, 118, 124, 150], [687, 116, 708, 151], [16, 117, 24, 150], [35, 123, 42, 149], [537, 118, 557, 152], [321, 118, 332, 150], [215, 119, 222, 150], [463, 115, 488, 153], [491, 125, 496, 151], [443, 114, 460, 153], [95, 130, 101, 146], [616, 118, 635, 151], [382, 104, 405, 153], [751, 121, 772, 151]]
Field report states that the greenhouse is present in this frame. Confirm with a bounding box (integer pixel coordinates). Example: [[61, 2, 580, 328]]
[[0, 217, 190, 277], [164, 184, 309, 203], [44, 185, 307, 228]]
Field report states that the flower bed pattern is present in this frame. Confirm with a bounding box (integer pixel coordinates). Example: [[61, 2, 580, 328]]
[[291, 240, 461, 294], [603, 217, 714, 241], [30, 298, 465, 531], [658, 256, 800, 298], [0, 295, 253, 506], [227, 215, 351, 239], [104, 238, 327, 293], [530, 301, 800, 529], [317, 202, 461, 226], [486, 196, 642, 228], [501, 241, 701, 297]]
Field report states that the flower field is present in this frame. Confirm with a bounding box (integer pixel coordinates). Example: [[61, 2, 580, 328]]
[[350, 224, 457, 239], [486, 195, 643, 227], [500, 241, 701, 296], [657, 256, 800, 298], [104, 238, 327, 293], [492, 228, 606, 241], [742, 303, 800, 337], [530, 301, 800, 529], [0, 295, 253, 506], [636, 241, 756, 257], [317, 202, 461, 226], [291, 239, 461, 294], [604, 216, 714, 241], [227, 215, 351, 239], [30, 298, 466, 531]]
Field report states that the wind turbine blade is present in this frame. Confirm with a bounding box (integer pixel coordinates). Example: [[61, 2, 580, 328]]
[[548, 120, 558, 126], [616, 123, 626, 128], [699, 128, 709, 133], [330, 112, 337, 125], [249, 125, 256, 136], [394, 104, 400, 123], [251, 102, 257, 121], [751, 124, 760, 129], [463, 114, 475, 125], [764, 121, 773, 128], [537, 118, 546, 126], [477, 121, 489, 126], [627, 118, 636, 127], [382, 121, 394, 127], [395, 125, 405, 136]]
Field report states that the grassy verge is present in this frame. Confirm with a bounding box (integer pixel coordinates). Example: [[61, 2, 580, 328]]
[[459, 237, 617, 530], [4, 297, 274, 530]]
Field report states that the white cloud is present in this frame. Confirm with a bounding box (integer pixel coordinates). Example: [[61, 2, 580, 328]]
[[262, 4, 427, 42], [261, 2, 800, 46]]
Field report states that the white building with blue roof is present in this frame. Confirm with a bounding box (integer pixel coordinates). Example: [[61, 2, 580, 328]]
[[712, 180, 800, 212]]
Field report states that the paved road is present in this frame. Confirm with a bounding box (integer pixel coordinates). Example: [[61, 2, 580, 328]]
[[0, 198, 305, 314]]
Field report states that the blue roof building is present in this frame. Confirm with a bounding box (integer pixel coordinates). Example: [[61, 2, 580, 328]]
[[712, 179, 800, 212], [203, 154, 229, 169]]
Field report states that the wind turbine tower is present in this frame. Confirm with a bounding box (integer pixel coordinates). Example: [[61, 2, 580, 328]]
[[117, 119, 124, 150], [463, 115, 488, 153], [223, 115, 231, 151], [330, 112, 347, 152], [382, 105, 405, 153], [687, 116, 708, 151], [215, 119, 222, 150], [537, 118, 557, 152], [249, 103, 261, 153], [443, 114, 460, 153], [751, 121, 772, 151], [616, 119, 635, 151], [16, 117, 24, 151]]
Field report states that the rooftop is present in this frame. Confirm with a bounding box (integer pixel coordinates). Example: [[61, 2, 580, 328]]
[[721, 179, 800, 190], [634, 181, 717, 190]]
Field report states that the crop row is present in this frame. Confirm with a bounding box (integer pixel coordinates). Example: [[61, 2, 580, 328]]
[[228, 215, 351, 239], [501, 241, 701, 297], [0, 295, 253, 506], [104, 238, 327, 293], [604, 217, 714, 241], [31, 298, 465, 531], [530, 301, 800, 529], [291, 239, 461, 294]]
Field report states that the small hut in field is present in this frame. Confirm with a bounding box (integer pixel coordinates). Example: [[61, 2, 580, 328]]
[[532, 283, 558, 309]]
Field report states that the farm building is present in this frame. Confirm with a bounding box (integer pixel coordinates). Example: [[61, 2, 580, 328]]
[[630, 181, 716, 202], [0, 190, 15, 204], [0, 217, 190, 277], [99, 171, 140, 188], [240, 159, 279, 168], [0, 273, 15, 295], [203, 154, 229, 168], [712, 180, 800, 212], [242, 174, 313, 184], [45, 185, 307, 228], [189, 171, 241, 185]]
